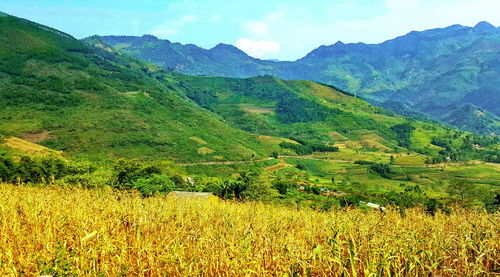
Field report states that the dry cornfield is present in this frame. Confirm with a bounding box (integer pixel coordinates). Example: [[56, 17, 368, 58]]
[[0, 183, 498, 276]]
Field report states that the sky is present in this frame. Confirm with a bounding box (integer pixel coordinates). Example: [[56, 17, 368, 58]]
[[0, 0, 499, 61]]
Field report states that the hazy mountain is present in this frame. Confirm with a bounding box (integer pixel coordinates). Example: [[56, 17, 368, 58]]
[[91, 35, 281, 78], [96, 22, 500, 134]]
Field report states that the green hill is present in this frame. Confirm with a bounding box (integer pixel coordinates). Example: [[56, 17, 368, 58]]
[[0, 12, 498, 167], [0, 13, 273, 162], [97, 23, 500, 135]]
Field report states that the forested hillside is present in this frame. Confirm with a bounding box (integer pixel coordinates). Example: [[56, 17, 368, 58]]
[[98, 22, 500, 134], [0, 13, 274, 162]]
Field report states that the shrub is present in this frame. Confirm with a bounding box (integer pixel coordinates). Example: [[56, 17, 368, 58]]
[[272, 180, 298, 195], [339, 195, 361, 207], [354, 160, 375, 165], [113, 159, 162, 186], [392, 123, 415, 148], [14, 156, 69, 183], [132, 174, 176, 196], [0, 154, 15, 182], [369, 163, 393, 178]]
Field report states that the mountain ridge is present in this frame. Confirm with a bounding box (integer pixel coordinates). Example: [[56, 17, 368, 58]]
[[3, 12, 497, 165], [95, 21, 500, 135]]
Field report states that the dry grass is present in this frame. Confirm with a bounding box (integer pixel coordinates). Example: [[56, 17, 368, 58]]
[[241, 107, 275, 114], [3, 137, 62, 157], [197, 147, 215, 155], [189, 136, 208, 145], [21, 130, 52, 143], [0, 183, 498, 276], [265, 160, 292, 172]]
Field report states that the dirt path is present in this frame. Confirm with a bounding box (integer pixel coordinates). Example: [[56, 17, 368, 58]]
[[178, 157, 274, 166], [179, 155, 351, 166], [280, 155, 352, 163], [178, 155, 482, 168]]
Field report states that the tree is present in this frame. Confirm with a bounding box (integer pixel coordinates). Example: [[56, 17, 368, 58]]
[[446, 179, 480, 205], [113, 159, 162, 186], [132, 175, 176, 196], [0, 154, 14, 182], [272, 180, 297, 195], [239, 169, 278, 199], [391, 123, 415, 148], [369, 163, 393, 178]]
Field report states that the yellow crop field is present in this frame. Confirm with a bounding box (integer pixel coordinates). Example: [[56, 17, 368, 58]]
[[0, 183, 498, 276]]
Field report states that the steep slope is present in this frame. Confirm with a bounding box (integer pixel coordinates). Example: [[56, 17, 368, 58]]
[[441, 104, 500, 135], [0, 13, 272, 162], [96, 23, 500, 134], [174, 75, 499, 162]]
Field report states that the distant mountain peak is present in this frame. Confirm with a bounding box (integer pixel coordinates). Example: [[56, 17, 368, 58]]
[[212, 43, 239, 51], [211, 43, 249, 56], [0, 11, 8, 17], [141, 34, 159, 41], [474, 21, 495, 31]]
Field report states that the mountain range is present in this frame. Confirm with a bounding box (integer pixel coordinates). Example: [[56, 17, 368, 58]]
[[2, 12, 495, 164], [95, 22, 500, 135]]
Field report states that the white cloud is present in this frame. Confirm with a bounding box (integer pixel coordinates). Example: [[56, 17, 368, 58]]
[[244, 21, 269, 35], [235, 38, 281, 58]]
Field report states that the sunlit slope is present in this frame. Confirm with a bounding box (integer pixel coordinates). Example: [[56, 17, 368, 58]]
[[176, 75, 492, 158], [0, 13, 273, 162]]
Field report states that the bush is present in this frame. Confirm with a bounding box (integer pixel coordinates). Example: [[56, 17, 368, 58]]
[[13, 156, 69, 183], [113, 159, 162, 186], [272, 180, 298, 195], [392, 123, 415, 148], [0, 154, 15, 182], [354, 160, 375, 165], [369, 163, 393, 178], [132, 175, 176, 196], [296, 163, 307, 170], [339, 195, 361, 207]]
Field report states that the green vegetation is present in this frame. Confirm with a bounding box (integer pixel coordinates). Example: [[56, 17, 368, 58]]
[[279, 141, 339, 155], [392, 123, 415, 148], [0, 13, 498, 213], [0, 14, 274, 162], [98, 23, 500, 135]]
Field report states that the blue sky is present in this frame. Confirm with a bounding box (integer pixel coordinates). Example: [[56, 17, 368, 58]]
[[1, 0, 498, 60]]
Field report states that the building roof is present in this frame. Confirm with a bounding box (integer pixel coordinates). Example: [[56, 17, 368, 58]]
[[167, 191, 215, 200]]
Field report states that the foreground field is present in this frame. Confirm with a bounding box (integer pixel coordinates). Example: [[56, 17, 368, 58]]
[[0, 184, 498, 276]]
